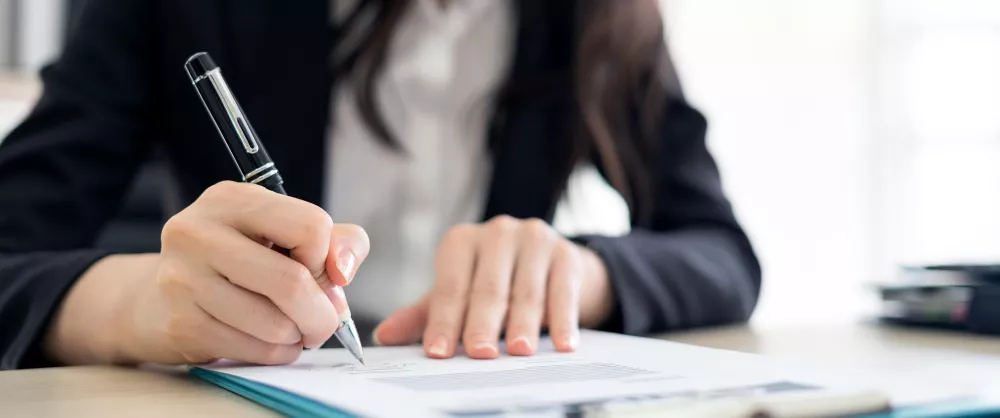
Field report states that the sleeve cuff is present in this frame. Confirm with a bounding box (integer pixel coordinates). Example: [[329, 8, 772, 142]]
[[1, 249, 111, 369]]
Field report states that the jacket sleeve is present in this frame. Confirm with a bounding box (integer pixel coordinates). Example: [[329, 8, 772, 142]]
[[0, 0, 152, 369], [580, 97, 762, 336]]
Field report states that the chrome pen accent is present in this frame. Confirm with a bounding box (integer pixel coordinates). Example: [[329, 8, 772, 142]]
[[244, 162, 275, 180], [249, 169, 280, 185], [333, 311, 366, 365], [189, 72, 211, 84], [205, 69, 260, 154]]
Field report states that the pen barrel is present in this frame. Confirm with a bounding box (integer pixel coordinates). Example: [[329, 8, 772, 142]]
[[187, 56, 284, 194]]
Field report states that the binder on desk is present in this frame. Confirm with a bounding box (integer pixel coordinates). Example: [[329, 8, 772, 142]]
[[877, 264, 1000, 335], [186, 331, 998, 418]]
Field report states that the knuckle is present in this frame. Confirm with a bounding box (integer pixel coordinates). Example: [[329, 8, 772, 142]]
[[286, 205, 332, 250], [275, 263, 314, 301], [435, 285, 468, 304], [427, 319, 461, 336], [556, 241, 582, 267], [472, 286, 506, 304], [436, 225, 476, 264], [164, 314, 196, 345], [305, 206, 334, 236], [488, 215, 519, 235], [259, 343, 293, 365], [156, 262, 190, 296], [203, 181, 244, 202], [443, 223, 477, 244], [523, 218, 554, 242], [510, 283, 545, 308], [160, 215, 199, 248], [263, 311, 299, 344], [277, 321, 300, 343], [165, 315, 218, 363]]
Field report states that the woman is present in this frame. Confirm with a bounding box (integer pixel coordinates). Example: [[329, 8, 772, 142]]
[[0, 0, 760, 369]]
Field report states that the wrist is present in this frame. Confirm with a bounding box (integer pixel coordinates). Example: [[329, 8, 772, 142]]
[[43, 253, 161, 365], [577, 244, 614, 328], [112, 254, 172, 365]]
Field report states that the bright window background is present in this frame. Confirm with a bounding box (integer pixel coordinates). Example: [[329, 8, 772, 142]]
[[662, 0, 1000, 326], [876, 0, 1000, 268]]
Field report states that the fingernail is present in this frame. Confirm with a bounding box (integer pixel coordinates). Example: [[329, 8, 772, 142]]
[[427, 338, 449, 358], [371, 328, 383, 346], [336, 248, 357, 283], [471, 342, 499, 358], [510, 337, 533, 353], [557, 333, 579, 352]]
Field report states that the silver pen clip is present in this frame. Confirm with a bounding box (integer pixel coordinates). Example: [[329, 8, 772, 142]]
[[205, 68, 259, 154]]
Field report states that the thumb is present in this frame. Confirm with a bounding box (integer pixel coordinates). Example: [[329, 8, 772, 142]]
[[373, 295, 429, 346], [326, 224, 371, 287]]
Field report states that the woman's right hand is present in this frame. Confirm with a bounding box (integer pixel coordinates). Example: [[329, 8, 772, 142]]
[[125, 181, 369, 365]]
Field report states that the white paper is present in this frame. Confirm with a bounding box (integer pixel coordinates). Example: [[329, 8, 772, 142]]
[[202, 331, 968, 417]]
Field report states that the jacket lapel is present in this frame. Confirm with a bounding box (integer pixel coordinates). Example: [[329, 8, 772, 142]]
[[223, 0, 332, 207], [483, 0, 575, 221]]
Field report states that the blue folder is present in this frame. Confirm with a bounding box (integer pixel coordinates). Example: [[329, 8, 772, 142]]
[[190, 367, 359, 418], [191, 366, 1000, 418], [858, 397, 1000, 418]]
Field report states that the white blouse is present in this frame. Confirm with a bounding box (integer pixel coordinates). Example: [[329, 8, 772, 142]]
[[325, 0, 515, 320]]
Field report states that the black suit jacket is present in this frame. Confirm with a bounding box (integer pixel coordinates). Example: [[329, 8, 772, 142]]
[[0, 0, 761, 369]]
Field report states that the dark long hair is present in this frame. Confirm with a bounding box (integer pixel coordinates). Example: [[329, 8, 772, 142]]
[[334, 0, 674, 222]]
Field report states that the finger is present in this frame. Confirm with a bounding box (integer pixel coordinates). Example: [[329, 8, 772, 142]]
[[462, 217, 519, 359], [172, 303, 302, 366], [374, 295, 429, 346], [505, 220, 556, 356], [193, 223, 339, 349], [193, 271, 302, 345], [423, 224, 478, 359], [198, 181, 340, 279], [548, 242, 582, 352], [324, 224, 371, 287], [324, 285, 350, 314]]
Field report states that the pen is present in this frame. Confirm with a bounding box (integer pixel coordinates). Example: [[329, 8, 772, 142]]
[[184, 52, 365, 365]]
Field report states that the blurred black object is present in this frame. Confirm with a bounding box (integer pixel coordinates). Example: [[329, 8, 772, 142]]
[[877, 265, 1000, 336], [902, 263, 1000, 284]]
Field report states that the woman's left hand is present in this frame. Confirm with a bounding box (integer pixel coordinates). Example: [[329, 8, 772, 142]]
[[373, 216, 615, 359]]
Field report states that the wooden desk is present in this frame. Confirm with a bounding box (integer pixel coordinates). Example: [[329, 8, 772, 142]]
[[0, 72, 39, 101], [1, 323, 998, 417]]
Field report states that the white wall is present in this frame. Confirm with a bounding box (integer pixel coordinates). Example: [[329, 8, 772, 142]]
[[0, 0, 13, 68], [17, 0, 64, 71], [876, 0, 1000, 268], [661, 0, 881, 326]]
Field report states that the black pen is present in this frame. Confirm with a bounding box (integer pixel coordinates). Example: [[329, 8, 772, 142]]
[[184, 52, 365, 364]]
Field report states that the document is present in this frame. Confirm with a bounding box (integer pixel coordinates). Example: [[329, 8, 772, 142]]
[[197, 331, 965, 417]]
